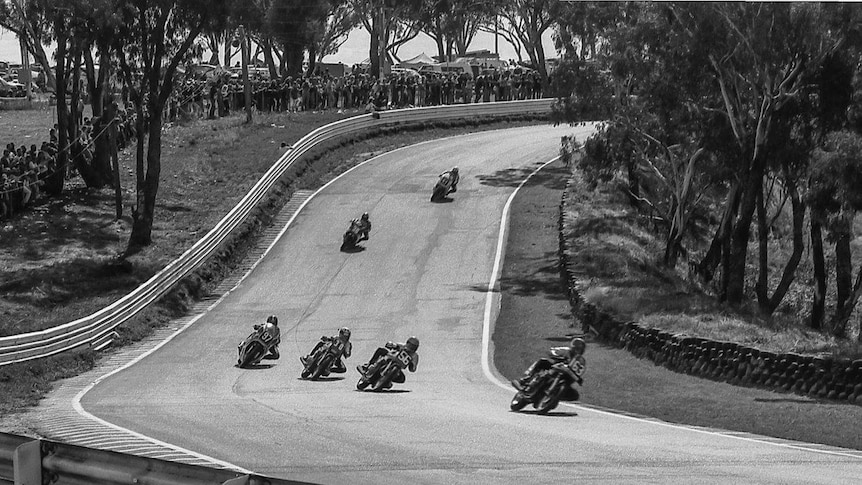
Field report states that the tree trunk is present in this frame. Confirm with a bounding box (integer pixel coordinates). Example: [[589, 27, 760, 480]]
[[762, 184, 804, 315], [85, 48, 113, 187], [755, 187, 769, 306], [810, 219, 826, 330], [106, 99, 122, 219], [284, 44, 303, 77], [726, 162, 764, 304], [697, 181, 740, 284], [626, 160, 640, 207], [49, 13, 69, 197], [128, 99, 163, 250], [832, 230, 853, 337], [262, 38, 279, 79]]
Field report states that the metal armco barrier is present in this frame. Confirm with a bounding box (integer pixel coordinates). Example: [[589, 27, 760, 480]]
[[0, 432, 306, 485], [0, 99, 554, 367]]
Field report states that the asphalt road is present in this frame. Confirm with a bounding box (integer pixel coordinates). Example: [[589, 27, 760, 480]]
[[81, 125, 862, 484]]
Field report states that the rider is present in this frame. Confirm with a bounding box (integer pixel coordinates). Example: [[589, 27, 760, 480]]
[[440, 166, 460, 193], [357, 336, 420, 384], [300, 327, 353, 373], [238, 315, 281, 365], [351, 212, 372, 242], [511, 337, 585, 399]]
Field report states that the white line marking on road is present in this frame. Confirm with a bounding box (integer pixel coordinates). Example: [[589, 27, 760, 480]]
[[479, 157, 862, 460]]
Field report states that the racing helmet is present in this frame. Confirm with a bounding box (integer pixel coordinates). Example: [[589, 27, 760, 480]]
[[361, 212, 369, 222], [338, 327, 351, 340], [405, 336, 420, 352], [266, 315, 279, 326], [571, 337, 586, 354], [451, 166, 459, 174]]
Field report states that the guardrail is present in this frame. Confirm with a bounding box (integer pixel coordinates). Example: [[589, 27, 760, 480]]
[[0, 99, 554, 367], [0, 432, 306, 485]]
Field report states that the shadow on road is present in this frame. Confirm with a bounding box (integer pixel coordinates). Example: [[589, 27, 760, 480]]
[[340, 245, 367, 253]]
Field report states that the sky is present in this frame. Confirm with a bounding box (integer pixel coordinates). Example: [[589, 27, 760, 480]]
[[0, 26, 559, 68]]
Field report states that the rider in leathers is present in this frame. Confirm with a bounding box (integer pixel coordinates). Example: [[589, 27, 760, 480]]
[[512, 337, 585, 401], [351, 212, 371, 242], [301, 327, 352, 374], [238, 315, 281, 365], [440, 166, 459, 193], [357, 336, 419, 384]]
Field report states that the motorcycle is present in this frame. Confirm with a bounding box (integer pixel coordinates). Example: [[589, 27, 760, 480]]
[[431, 172, 455, 202], [341, 220, 362, 250], [301, 339, 346, 380], [510, 360, 583, 414], [356, 347, 413, 391], [236, 327, 276, 368]]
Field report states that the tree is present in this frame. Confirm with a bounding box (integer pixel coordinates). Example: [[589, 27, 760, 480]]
[[807, 131, 862, 338], [416, 0, 496, 62], [350, 0, 422, 77], [316, 1, 360, 63], [497, 0, 555, 87], [0, 0, 56, 92], [672, 3, 852, 304], [114, 0, 229, 253]]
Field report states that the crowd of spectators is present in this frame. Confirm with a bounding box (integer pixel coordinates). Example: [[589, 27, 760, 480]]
[[166, 64, 547, 120], [0, 109, 137, 221], [3, 63, 542, 221]]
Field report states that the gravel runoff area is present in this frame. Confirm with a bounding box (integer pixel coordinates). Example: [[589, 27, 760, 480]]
[[493, 159, 862, 451]]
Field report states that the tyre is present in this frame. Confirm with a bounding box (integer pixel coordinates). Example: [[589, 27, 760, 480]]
[[535, 379, 563, 414], [356, 377, 370, 390], [311, 355, 332, 380], [431, 186, 445, 201], [342, 231, 357, 249], [510, 393, 530, 412], [240, 342, 264, 368], [300, 368, 312, 379], [373, 364, 396, 391]]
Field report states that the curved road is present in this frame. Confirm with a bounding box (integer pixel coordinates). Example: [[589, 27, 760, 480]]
[[82, 125, 862, 484]]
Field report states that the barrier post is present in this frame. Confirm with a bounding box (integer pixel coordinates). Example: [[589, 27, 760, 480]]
[[12, 440, 40, 485]]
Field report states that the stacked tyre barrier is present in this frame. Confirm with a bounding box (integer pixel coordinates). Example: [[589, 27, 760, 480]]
[[557, 177, 862, 405]]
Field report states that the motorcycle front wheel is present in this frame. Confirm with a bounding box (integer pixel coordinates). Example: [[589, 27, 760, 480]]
[[510, 393, 530, 412], [239, 342, 265, 368]]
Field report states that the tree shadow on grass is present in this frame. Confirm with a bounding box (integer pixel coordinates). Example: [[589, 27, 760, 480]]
[[476, 163, 570, 190]]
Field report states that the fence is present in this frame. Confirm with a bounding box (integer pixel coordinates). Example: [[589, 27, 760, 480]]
[[0, 99, 554, 368]]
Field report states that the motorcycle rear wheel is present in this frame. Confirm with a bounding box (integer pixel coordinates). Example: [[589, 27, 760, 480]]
[[311, 355, 332, 380], [535, 382, 563, 414]]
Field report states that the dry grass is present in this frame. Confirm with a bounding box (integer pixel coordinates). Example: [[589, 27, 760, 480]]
[[564, 171, 862, 359]]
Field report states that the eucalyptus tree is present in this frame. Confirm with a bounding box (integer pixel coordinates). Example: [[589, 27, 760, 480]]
[[268, 0, 330, 76], [316, 1, 361, 64], [349, 0, 422, 77], [671, 3, 855, 305], [0, 0, 56, 92], [564, 2, 728, 269], [496, 0, 555, 85], [113, 0, 229, 252], [415, 0, 496, 61]]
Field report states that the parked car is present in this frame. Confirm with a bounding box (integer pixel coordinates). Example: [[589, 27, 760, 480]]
[[0, 77, 25, 97]]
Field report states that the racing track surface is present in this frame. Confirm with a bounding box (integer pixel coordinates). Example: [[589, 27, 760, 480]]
[[81, 125, 862, 484]]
